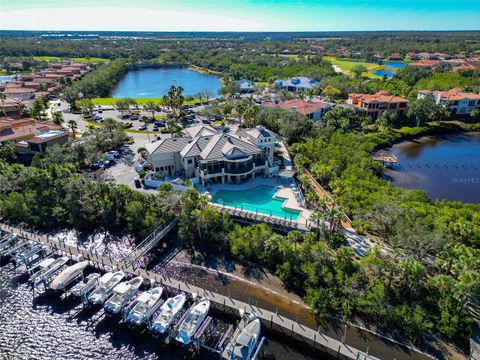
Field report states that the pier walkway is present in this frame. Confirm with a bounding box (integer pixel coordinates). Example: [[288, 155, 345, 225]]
[[1, 223, 378, 360]]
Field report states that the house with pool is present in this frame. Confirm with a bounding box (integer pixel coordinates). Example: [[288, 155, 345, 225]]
[[144, 125, 278, 186]]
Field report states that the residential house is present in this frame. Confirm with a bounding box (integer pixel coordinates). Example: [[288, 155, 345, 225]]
[[417, 88, 480, 115], [347, 91, 409, 119], [274, 77, 320, 93], [236, 79, 255, 93], [0, 97, 24, 117], [0, 117, 70, 154], [145, 125, 277, 186], [388, 53, 403, 61], [452, 64, 477, 72], [263, 99, 333, 120]]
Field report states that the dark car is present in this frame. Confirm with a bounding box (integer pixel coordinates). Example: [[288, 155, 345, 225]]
[[121, 114, 130, 119], [134, 177, 142, 188], [130, 115, 140, 121], [202, 119, 211, 124], [154, 121, 166, 127]]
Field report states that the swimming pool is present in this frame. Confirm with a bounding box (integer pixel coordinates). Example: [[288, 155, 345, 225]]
[[210, 186, 301, 220]]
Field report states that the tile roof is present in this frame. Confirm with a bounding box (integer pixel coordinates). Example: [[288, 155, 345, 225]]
[[264, 99, 331, 115], [349, 91, 408, 104], [422, 88, 480, 101], [145, 137, 191, 156]]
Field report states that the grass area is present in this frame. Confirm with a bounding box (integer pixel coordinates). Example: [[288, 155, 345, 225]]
[[90, 97, 204, 106], [324, 56, 396, 79], [189, 65, 222, 75], [33, 56, 110, 63]]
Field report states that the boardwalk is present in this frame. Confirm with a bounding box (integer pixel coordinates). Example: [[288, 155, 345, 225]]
[[1, 223, 378, 360], [301, 169, 377, 257]]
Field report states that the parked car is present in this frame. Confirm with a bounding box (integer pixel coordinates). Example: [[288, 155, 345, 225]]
[[97, 109, 103, 113], [134, 177, 142, 188], [130, 115, 140, 121], [123, 122, 133, 129], [138, 125, 147, 130], [202, 119, 211, 124], [92, 115, 103, 121], [107, 150, 120, 158], [135, 161, 146, 172], [121, 114, 130, 119], [154, 121, 166, 127], [152, 126, 159, 131]]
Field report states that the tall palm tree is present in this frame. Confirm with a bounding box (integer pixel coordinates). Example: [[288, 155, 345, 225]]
[[235, 101, 247, 125], [67, 119, 78, 139], [0, 93, 6, 117], [51, 111, 64, 126]]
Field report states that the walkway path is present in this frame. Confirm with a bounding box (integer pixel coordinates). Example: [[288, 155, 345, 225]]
[[301, 168, 379, 257], [0, 223, 378, 360]]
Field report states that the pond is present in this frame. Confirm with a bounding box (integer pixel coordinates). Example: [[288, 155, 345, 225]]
[[112, 68, 222, 98], [382, 133, 480, 203], [372, 69, 395, 78], [0, 75, 17, 83], [381, 61, 408, 68]]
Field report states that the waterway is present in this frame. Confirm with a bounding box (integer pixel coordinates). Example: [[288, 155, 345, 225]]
[[383, 133, 480, 203], [0, 228, 446, 360], [112, 68, 222, 98]]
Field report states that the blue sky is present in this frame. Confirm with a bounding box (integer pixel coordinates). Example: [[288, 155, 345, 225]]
[[1, 0, 479, 31]]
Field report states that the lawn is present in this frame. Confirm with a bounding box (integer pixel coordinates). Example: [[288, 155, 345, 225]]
[[90, 97, 204, 106], [33, 56, 110, 63], [324, 56, 395, 79]]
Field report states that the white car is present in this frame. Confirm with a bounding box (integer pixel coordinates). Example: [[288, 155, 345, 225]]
[[135, 161, 146, 172], [93, 115, 103, 121]]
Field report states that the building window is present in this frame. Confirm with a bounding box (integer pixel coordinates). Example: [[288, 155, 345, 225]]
[[187, 159, 193, 164], [160, 167, 164, 171], [469, 100, 475, 106], [155, 167, 160, 172]]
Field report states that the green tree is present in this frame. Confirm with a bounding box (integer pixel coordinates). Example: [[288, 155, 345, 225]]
[[322, 84, 341, 100], [67, 119, 78, 139], [51, 111, 64, 126], [352, 65, 367, 79]]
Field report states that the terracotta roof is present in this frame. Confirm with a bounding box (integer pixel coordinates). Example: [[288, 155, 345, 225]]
[[0, 118, 64, 142], [349, 91, 408, 104], [453, 64, 477, 71], [429, 88, 480, 101], [264, 99, 331, 115], [408, 60, 441, 67]]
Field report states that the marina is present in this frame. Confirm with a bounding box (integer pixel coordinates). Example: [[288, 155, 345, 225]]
[[0, 223, 384, 360]]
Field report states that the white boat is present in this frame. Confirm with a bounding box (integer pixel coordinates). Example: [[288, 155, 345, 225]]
[[125, 286, 163, 325], [150, 294, 186, 334], [88, 271, 125, 305], [71, 273, 100, 297], [104, 276, 143, 314], [175, 298, 210, 345], [30, 256, 69, 284], [49, 261, 89, 291], [229, 314, 261, 360], [27, 257, 56, 276]]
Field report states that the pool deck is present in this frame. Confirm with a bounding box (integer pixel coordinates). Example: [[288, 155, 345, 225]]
[[201, 177, 312, 225]]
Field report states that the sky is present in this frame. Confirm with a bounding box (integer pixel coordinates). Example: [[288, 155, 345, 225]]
[[1, 0, 480, 32]]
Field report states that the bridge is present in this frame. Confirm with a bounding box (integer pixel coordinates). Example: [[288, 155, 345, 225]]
[[1, 222, 382, 360]]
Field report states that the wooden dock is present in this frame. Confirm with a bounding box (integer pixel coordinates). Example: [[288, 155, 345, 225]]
[[372, 152, 398, 168], [1, 223, 380, 360]]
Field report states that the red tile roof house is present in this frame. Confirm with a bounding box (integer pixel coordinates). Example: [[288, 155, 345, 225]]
[[417, 88, 480, 116], [452, 64, 477, 72], [408, 60, 441, 69], [347, 91, 409, 119], [0, 97, 24, 117], [0, 117, 70, 155], [388, 53, 403, 61], [263, 99, 333, 120], [1, 87, 36, 101]]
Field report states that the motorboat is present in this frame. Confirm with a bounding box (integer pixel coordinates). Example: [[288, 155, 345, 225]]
[[125, 286, 163, 325], [88, 270, 125, 305], [30, 256, 69, 285], [104, 276, 143, 314], [50, 261, 89, 291], [0, 234, 17, 253], [13, 243, 43, 265], [27, 256, 56, 276], [229, 314, 261, 360], [71, 273, 100, 297], [175, 298, 210, 345], [151, 294, 186, 334]]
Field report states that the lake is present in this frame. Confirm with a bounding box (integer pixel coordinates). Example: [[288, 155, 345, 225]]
[[383, 133, 480, 203], [381, 61, 408, 68], [372, 69, 395, 78], [112, 68, 222, 98]]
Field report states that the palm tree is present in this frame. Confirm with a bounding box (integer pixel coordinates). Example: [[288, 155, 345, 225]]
[[51, 111, 64, 126], [243, 104, 259, 127], [85, 123, 96, 133], [144, 101, 160, 120], [68, 119, 78, 139], [0, 93, 6, 117], [235, 101, 247, 125]]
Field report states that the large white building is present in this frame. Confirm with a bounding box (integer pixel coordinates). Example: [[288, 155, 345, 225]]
[[274, 77, 320, 93], [145, 125, 278, 186], [417, 88, 480, 116]]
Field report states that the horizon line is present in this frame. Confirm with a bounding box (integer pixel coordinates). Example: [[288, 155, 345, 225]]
[[2, 29, 480, 33]]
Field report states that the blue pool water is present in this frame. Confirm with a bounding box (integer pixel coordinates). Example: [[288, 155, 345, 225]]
[[211, 186, 301, 220], [112, 68, 221, 98], [373, 69, 395, 78]]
